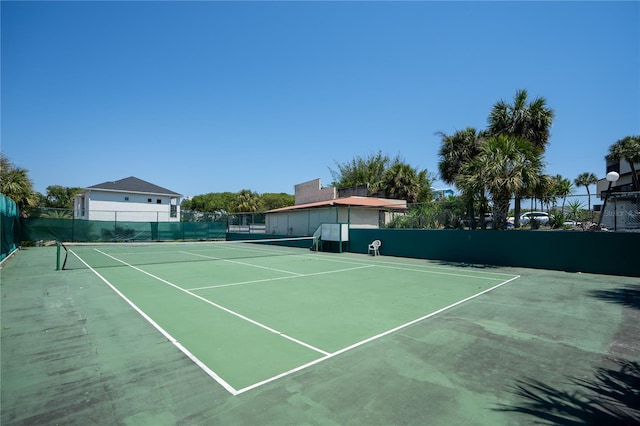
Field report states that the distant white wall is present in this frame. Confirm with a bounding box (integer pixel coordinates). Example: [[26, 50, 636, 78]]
[[75, 190, 180, 222]]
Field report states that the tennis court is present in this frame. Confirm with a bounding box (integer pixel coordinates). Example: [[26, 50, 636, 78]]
[[61, 239, 520, 395], [2, 241, 638, 425]]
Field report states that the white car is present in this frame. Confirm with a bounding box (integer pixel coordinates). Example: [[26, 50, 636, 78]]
[[520, 211, 551, 226]]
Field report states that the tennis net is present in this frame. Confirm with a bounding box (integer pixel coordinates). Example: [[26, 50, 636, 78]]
[[58, 236, 315, 270]]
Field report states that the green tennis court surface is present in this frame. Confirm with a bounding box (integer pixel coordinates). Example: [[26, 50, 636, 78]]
[[62, 240, 520, 394], [2, 244, 639, 425]]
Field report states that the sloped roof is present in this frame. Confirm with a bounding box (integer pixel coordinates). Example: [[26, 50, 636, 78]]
[[87, 176, 181, 196], [266, 196, 407, 213]]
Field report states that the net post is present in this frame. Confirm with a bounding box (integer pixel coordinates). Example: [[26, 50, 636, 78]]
[[56, 241, 61, 271]]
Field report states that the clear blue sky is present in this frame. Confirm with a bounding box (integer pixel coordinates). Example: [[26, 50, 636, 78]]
[[2, 1, 639, 199]]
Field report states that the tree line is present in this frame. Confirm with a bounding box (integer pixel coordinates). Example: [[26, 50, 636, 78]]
[[181, 191, 294, 214], [436, 90, 639, 229], [2, 89, 638, 221]]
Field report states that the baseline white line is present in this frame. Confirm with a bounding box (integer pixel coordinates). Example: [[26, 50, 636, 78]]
[[180, 250, 304, 276], [306, 254, 519, 279], [234, 274, 521, 395], [69, 249, 239, 396], [94, 249, 331, 357], [187, 265, 374, 291], [292, 254, 510, 281]]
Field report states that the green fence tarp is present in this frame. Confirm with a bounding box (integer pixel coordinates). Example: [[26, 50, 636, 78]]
[[1, 194, 21, 261], [21, 218, 227, 242]]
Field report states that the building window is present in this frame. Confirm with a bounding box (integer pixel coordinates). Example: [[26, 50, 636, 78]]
[[157, 199, 162, 204], [148, 198, 152, 203], [124, 196, 129, 201]]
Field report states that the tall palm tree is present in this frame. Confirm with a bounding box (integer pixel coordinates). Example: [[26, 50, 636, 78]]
[[606, 135, 640, 191], [458, 135, 543, 230], [574, 172, 598, 220], [488, 89, 555, 151], [552, 174, 573, 212], [531, 175, 555, 213], [487, 89, 555, 226]]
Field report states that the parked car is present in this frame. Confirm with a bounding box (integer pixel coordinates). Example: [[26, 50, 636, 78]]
[[463, 213, 494, 229], [520, 211, 552, 226]]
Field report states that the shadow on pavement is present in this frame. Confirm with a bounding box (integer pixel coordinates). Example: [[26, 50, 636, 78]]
[[496, 358, 640, 425], [589, 286, 640, 311]]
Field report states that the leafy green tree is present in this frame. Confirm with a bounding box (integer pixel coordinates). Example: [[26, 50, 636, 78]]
[[44, 185, 83, 209], [183, 192, 236, 212], [574, 172, 598, 220], [458, 135, 543, 230], [606, 135, 640, 190], [487, 89, 555, 226], [259, 193, 294, 211], [330, 151, 431, 202], [0, 154, 38, 214], [329, 151, 398, 194]]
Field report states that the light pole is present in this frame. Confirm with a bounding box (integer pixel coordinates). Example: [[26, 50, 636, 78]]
[[596, 171, 620, 229]]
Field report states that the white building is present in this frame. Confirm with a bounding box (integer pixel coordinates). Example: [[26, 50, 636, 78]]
[[74, 176, 182, 222], [596, 157, 640, 231]]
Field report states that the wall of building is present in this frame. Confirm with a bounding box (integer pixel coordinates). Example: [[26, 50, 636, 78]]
[[76, 191, 180, 222], [265, 206, 382, 235], [294, 179, 336, 205]]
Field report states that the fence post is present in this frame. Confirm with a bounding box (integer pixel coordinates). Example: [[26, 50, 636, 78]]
[[56, 242, 61, 271]]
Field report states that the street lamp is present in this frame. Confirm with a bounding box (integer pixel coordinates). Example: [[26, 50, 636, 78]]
[[596, 171, 620, 229]]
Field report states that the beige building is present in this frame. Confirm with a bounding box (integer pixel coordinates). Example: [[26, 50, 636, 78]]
[[265, 178, 407, 235]]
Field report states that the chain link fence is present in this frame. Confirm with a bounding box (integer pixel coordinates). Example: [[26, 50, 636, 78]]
[[601, 191, 640, 232]]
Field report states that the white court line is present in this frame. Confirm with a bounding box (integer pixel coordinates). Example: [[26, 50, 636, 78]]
[[78, 247, 521, 396], [187, 265, 374, 291], [296, 254, 511, 281], [301, 252, 519, 278], [92, 249, 331, 358], [234, 274, 521, 395], [68, 249, 240, 396], [180, 250, 304, 276]]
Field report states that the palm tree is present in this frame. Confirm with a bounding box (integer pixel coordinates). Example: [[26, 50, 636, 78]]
[[531, 175, 555, 215], [230, 189, 260, 213], [552, 174, 573, 212], [436, 127, 487, 228], [488, 89, 555, 151], [437, 128, 485, 183], [574, 172, 598, 220], [379, 162, 429, 203], [0, 154, 38, 214], [458, 135, 543, 230], [606, 135, 640, 191], [488, 89, 555, 227]]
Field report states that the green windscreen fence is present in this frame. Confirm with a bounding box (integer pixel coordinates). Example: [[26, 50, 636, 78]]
[[22, 217, 227, 242], [1, 194, 21, 261]]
